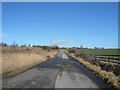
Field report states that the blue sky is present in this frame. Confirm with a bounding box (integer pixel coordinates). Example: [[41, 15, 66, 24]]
[[2, 2, 118, 48]]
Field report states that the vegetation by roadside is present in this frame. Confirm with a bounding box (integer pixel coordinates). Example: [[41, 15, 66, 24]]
[[2, 46, 58, 79], [66, 48, 120, 89]]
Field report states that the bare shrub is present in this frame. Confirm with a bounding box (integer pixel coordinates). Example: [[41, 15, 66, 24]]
[[68, 48, 76, 53], [47, 55, 51, 59], [74, 52, 89, 61]]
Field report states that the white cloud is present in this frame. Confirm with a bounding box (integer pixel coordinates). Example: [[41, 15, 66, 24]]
[[51, 40, 72, 45]]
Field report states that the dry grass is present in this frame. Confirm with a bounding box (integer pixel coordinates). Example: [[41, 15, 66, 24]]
[[68, 53, 120, 88], [2, 47, 57, 78]]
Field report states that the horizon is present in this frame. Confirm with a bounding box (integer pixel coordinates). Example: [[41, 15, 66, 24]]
[[1, 42, 119, 49], [2, 2, 118, 48]]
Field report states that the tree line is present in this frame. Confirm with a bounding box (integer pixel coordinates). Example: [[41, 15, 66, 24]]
[[0, 42, 59, 50]]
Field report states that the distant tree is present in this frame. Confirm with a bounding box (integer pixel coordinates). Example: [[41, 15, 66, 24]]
[[32, 44, 35, 47], [80, 45, 83, 49], [32, 45, 42, 48], [28, 44, 31, 47], [11, 41, 19, 47], [21, 44, 26, 47], [1, 42, 8, 47], [11, 41, 16, 46], [51, 45, 59, 50], [86, 47, 88, 49], [94, 47, 97, 49], [101, 47, 104, 49], [94, 47, 99, 49], [16, 43, 18, 47]]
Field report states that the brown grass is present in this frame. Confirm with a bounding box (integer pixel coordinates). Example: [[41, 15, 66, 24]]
[[2, 47, 57, 78], [68, 53, 120, 88]]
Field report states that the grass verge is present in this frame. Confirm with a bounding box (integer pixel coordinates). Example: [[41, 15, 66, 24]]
[[2, 47, 57, 79]]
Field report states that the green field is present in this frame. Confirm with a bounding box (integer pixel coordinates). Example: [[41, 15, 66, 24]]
[[74, 49, 120, 62], [75, 49, 120, 55]]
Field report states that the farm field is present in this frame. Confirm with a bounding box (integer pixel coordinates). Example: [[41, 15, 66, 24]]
[[75, 49, 119, 55], [73, 49, 120, 63], [67, 48, 120, 88]]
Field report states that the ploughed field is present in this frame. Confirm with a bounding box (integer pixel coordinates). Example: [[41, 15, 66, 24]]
[[67, 48, 120, 88], [68, 48, 120, 76], [74, 49, 120, 63]]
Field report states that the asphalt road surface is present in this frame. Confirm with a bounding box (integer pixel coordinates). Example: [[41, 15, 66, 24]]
[[3, 50, 110, 89]]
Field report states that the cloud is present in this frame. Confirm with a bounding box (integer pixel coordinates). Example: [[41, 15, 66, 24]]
[[51, 40, 72, 45]]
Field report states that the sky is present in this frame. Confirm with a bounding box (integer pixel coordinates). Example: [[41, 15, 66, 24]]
[[2, 2, 118, 48]]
